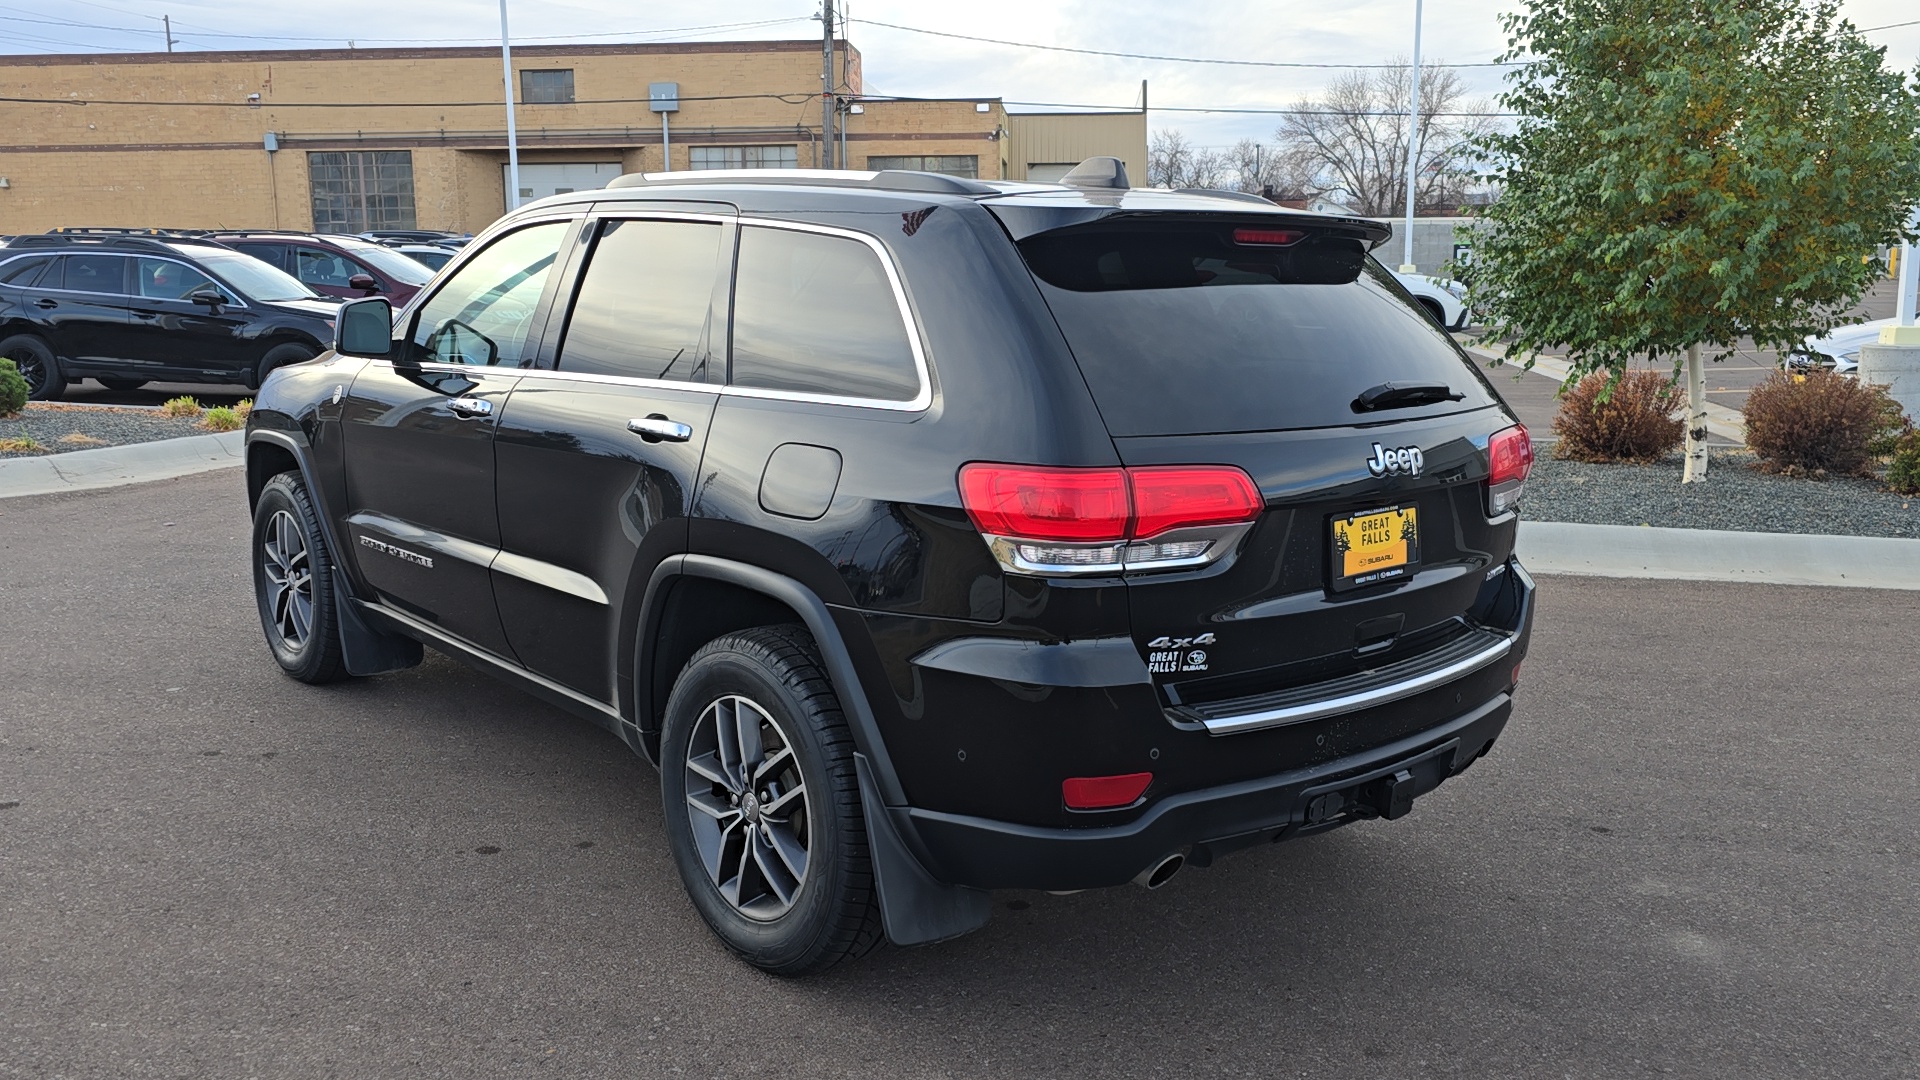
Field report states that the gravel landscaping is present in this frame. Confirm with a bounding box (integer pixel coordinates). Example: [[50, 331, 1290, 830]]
[[1526, 450, 1920, 538], [0, 403, 214, 456]]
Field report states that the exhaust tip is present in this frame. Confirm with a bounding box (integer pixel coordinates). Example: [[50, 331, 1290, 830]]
[[1132, 853, 1185, 890]]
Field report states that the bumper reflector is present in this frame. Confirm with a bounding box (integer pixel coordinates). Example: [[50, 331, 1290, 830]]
[[1063, 772, 1153, 810]]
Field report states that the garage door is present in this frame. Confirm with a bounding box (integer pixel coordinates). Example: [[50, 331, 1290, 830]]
[[506, 162, 623, 209]]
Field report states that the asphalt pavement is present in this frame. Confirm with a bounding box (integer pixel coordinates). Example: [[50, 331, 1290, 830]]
[[2, 470, 1916, 1079]]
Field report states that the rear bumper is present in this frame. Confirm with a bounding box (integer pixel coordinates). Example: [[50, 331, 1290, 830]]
[[895, 690, 1510, 892]]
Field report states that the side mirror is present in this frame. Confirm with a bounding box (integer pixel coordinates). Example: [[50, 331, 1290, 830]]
[[335, 296, 395, 359], [189, 289, 227, 308], [347, 273, 381, 292]]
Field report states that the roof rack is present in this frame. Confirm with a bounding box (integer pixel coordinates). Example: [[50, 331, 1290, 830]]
[[12, 233, 230, 253], [607, 167, 997, 197], [49, 226, 215, 237]]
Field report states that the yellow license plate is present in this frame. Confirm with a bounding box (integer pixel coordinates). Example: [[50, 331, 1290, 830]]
[[1332, 506, 1419, 587]]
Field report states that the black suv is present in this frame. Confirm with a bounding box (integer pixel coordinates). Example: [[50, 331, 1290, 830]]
[[0, 234, 339, 399], [243, 160, 1537, 976]]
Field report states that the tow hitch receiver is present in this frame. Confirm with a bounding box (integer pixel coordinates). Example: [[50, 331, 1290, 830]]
[[1300, 740, 1458, 825]]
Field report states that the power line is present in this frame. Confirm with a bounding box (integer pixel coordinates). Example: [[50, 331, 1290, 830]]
[[1858, 19, 1920, 32], [847, 16, 1523, 69]]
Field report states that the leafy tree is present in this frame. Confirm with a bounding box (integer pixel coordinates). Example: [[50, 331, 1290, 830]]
[[1466, 0, 1920, 481]]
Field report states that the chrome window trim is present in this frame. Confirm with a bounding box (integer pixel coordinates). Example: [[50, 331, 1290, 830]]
[[12, 251, 136, 299], [492, 364, 723, 392], [1198, 633, 1514, 736], [729, 216, 934, 413]]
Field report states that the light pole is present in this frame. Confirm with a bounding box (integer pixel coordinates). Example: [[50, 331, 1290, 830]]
[[500, 0, 522, 213], [1399, 0, 1423, 273]]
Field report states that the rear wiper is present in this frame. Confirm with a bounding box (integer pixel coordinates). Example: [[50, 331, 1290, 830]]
[[1352, 382, 1465, 412]]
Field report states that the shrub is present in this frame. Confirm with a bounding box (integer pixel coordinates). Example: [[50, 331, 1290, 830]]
[[1888, 431, 1920, 495], [0, 436, 42, 453], [1742, 370, 1906, 477], [234, 398, 254, 422], [1551, 369, 1685, 463], [57, 433, 108, 447], [199, 406, 243, 432], [0, 358, 27, 419], [159, 396, 202, 418]]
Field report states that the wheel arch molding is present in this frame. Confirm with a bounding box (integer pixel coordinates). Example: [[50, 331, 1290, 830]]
[[631, 552, 991, 947], [246, 429, 421, 677]]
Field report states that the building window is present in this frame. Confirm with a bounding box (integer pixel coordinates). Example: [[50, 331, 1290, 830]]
[[687, 145, 798, 170], [308, 151, 416, 233], [865, 155, 979, 179], [521, 69, 575, 104]]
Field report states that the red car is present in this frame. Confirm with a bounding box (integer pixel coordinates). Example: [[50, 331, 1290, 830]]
[[212, 231, 435, 306]]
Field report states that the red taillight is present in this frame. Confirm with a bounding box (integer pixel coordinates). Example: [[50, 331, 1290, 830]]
[[958, 464, 1263, 541], [1486, 424, 1533, 517], [1062, 772, 1153, 810], [1489, 424, 1534, 485], [1129, 466, 1264, 539], [1233, 227, 1305, 246], [958, 465, 1130, 542]]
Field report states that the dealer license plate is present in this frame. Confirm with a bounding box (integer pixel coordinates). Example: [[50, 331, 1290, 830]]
[[1331, 505, 1420, 589]]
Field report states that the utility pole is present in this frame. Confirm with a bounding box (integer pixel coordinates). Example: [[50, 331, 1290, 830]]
[[500, 0, 522, 212], [162, 14, 176, 53], [821, 0, 836, 168], [1400, 0, 1423, 272]]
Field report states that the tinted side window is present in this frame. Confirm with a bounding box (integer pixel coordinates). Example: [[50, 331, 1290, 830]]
[[557, 219, 722, 382], [0, 256, 52, 286], [231, 243, 289, 273], [729, 226, 920, 402], [296, 247, 371, 287], [410, 221, 568, 367], [135, 258, 221, 301], [58, 254, 128, 295]]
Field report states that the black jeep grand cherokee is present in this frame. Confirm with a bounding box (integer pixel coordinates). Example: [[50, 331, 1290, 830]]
[[244, 160, 1536, 976]]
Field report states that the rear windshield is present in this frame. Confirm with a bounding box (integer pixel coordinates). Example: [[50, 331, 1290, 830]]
[[1017, 220, 1498, 436]]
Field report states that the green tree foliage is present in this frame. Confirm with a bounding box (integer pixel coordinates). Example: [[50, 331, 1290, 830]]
[[1468, 0, 1920, 378]]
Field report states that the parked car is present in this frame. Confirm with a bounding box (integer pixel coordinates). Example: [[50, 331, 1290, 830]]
[[1793, 318, 1894, 375], [0, 233, 338, 400], [1391, 270, 1472, 331], [244, 160, 1536, 975], [390, 243, 454, 272], [211, 231, 435, 305]]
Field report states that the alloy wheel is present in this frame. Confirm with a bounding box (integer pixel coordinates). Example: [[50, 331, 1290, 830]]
[[682, 694, 811, 920], [4, 347, 46, 396], [260, 509, 315, 650]]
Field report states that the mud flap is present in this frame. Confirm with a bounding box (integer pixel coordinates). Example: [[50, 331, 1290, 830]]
[[855, 752, 993, 947], [337, 586, 423, 676]]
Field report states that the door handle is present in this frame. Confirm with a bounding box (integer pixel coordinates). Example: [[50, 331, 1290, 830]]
[[447, 396, 493, 418], [132, 310, 161, 320], [34, 298, 56, 310], [628, 415, 693, 442]]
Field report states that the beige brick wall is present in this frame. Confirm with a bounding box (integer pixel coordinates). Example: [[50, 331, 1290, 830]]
[[0, 44, 1137, 233]]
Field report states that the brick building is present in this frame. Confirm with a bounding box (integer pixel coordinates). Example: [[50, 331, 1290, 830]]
[[0, 40, 1146, 235]]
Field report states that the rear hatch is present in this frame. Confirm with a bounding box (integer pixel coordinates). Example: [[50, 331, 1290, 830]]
[[1000, 208, 1527, 730]]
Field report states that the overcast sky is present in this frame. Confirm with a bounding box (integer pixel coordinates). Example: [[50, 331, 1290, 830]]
[[8, 0, 1920, 149]]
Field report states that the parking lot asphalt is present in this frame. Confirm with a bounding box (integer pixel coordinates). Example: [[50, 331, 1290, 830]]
[[3, 470, 1916, 1079]]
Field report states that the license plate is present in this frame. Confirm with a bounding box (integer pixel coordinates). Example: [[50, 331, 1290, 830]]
[[1331, 505, 1419, 589]]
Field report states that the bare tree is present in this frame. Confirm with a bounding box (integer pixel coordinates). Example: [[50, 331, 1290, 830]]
[[1224, 139, 1327, 201], [1147, 129, 1229, 190], [1274, 59, 1498, 215]]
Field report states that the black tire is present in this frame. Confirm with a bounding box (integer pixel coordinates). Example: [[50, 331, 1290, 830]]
[[97, 378, 149, 392], [253, 342, 317, 390], [1416, 298, 1447, 327], [660, 625, 883, 976], [0, 334, 63, 401], [251, 471, 348, 684]]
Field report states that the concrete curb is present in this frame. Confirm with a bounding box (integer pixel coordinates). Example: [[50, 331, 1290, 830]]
[[0, 431, 243, 499], [1464, 344, 1748, 444], [1517, 520, 1920, 591]]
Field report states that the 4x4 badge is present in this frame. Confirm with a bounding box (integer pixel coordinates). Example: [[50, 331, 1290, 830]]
[[1367, 443, 1424, 478]]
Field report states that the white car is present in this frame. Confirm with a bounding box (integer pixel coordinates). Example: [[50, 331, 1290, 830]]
[[391, 244, 455, 272], [1390, 270, 1471, 331], [1795, 318, 1893, 375]]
